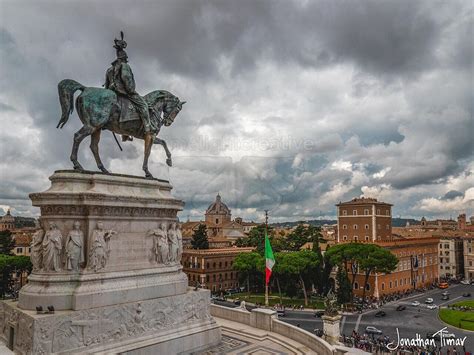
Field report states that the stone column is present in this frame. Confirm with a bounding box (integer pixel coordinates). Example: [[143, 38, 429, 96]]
[[322, 314, 342, 345]]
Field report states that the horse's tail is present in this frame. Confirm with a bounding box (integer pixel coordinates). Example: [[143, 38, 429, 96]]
[[57, 79, 85, 129]]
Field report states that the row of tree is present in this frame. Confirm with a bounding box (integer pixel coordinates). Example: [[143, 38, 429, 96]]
[[0, 230, 32, 298]]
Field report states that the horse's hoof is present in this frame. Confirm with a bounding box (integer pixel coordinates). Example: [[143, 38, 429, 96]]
[[166, 158, 172, 167]]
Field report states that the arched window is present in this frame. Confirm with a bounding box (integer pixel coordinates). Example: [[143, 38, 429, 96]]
[[343, 224, 347, 230], [353, 210, 357, 216], [343, 235, 348, 241], [354, 236, 358, 241], [213, 262, 216, 268], [206, 262, 210, 269], [354, 282, 359, 290], [365, 224, 369, 229], [381, 283, 385, 290], [365, 283, 370, 291], [216, 218, 219, 224], [353, 224, 358, 230]]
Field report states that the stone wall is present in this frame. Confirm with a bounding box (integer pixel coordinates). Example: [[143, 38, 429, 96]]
[[210, 304, 346, 354]]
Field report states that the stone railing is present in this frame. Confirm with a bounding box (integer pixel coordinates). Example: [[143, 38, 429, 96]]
[[210, 304, 347, 355]]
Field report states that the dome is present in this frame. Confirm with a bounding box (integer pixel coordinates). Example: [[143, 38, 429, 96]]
[[206, 193, 230, 215]]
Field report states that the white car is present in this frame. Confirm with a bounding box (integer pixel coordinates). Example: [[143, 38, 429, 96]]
[[411, 301, 420, 306], [427, 304, 438, 310], [461, 280, 470, 285], [365, 326, 383, 335], [425, 298, 434, 304], [441, 330, 456, 339]]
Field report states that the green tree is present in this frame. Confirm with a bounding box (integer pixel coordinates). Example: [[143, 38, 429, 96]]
[[233, 252, 263, 294], [236, 224, 276, 255], [191, 224, 209, 249], [358, 244, 398, 301], [0, 230, 15, 255], [326, 243, 363, 300], [335, 268, 352, 304], [278, 250, 319, 306], [0, 254, 32, 298]]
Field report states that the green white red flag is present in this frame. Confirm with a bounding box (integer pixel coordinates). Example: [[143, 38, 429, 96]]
[[264, 229, 275, 285]]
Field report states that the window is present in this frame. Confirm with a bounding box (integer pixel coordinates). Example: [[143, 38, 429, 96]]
[[206, 262, 210, 269], [353, 210, 357, 216], [365, 236, 369, 241], [219, 262, 222, 268], [381, 283, 385, 290], [343, 235, 347, 241], [365, 283, 370, 291], [377, 224, 381, 230], [225, 261, 228, 267], [354, 282, 359, 289], [365, 224, 369, 229], [353, 224, 358, 230], [342, 224, 347, 229], [213, 275, 216, 281], [213, 262, 216, 268], [342, 210, 347, 216], [386, 210, 390, 216], [377, 209, 380, 214], [389, 281, 392, 289], [216, 218, 219, 224], [354, 236, 358, 241], [364, 209, 370, 215], [16, 247, 22, 253], [400, 279, 403, 286]]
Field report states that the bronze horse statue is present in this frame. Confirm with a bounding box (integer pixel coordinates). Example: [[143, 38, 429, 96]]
[[57, 79, 185, 178]]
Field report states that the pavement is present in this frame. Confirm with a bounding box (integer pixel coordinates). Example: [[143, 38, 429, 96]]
[[278, 283, 474, 351]]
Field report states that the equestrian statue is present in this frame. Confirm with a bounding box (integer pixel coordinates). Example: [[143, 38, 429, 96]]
[[57, 31, 185, 179]]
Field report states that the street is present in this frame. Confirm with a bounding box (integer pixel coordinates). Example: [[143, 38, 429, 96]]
[[279, 284, 474, 351]]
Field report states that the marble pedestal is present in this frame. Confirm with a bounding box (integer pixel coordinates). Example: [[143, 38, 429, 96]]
[[0, 170, 221, 354], [322, 314, 342, 345]]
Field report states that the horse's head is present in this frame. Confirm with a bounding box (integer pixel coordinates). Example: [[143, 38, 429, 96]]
[[162, 95, 186, 126]]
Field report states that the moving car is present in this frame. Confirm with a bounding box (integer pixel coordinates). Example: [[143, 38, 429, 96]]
[[441, 291, 450, 296], [374, 311, 386, 317], [462, 292, 471, 297], [277, 309, 286, 317], [442, 294, 449, 300], [411, 301, 420, 306], [313, 310, 325, 318], [427, 304, 438, 310], [365, 326, 383, 335], [396, 305, 406, 311], [460, 280, 470, 285], [439, 282, 449, 289], [425, 298, 434, 304]]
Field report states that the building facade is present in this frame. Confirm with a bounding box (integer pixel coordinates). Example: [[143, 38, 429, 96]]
[[181, 247, 254, 293], [336, 197, 392, 243], [464, 236, 474, 281], [438, 237, 464, 280], [0, 210, 15, 231]]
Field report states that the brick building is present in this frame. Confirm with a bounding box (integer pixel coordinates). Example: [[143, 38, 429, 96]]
[[336, 197, 392, 243], [181, 247, 254, 293], [336, 197, 439, 298]]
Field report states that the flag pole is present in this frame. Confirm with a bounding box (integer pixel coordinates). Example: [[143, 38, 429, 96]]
[[264, 210, 269, 307]]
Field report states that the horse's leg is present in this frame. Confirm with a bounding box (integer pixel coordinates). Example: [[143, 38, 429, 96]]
[[90, 129, 110, 174], [70, 126, 94, 171], [153, 137, 172, 167], [143, 133, 155, 178]]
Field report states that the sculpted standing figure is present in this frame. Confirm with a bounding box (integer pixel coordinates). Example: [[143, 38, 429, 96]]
[[42, 222, 63, 272], [148, 223, 169, 264], [168, 223, 179, 264], [65, 221, 85, 271], [173, 222, 183, 263], [88, 221, 116, 272], [30, 226, 45, 272], [104, 32, 152, 134]]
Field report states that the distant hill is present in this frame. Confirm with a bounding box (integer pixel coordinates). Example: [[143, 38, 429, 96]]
[[270, 218, 419, 228], [14, 217, 37, 228]]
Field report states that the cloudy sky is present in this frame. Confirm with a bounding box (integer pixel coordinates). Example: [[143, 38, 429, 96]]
[[0, 0, 472, 222]]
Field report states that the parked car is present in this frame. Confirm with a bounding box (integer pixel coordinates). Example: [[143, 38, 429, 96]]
[[425, 298, 434, 304], [313, 310, 325, 318], [365, 326, 383, 335], [396, 305, 406, 311], [277, 309, 286, 317], [460, 280, 470, 285], [442, 295, 450, 300], [439, 282, 449, 289], [427, 304, 438, 310], [374, 311, 386, 318], [462, 292, 471, 297], [411, 301, 420, 306]]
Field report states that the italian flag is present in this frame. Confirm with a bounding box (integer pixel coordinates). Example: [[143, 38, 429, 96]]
[[265, 230, 275, 285]]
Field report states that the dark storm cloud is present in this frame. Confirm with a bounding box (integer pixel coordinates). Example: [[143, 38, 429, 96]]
[[0, 0, 472, 220]]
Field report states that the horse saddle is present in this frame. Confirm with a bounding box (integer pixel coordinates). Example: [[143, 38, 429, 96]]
[[116, 95, 140, 123]]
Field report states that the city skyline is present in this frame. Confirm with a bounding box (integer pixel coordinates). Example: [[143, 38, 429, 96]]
[[0, 0, 473, 221]]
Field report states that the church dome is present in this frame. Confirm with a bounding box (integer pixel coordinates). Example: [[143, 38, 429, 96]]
[[206, 193, 230, 215]]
